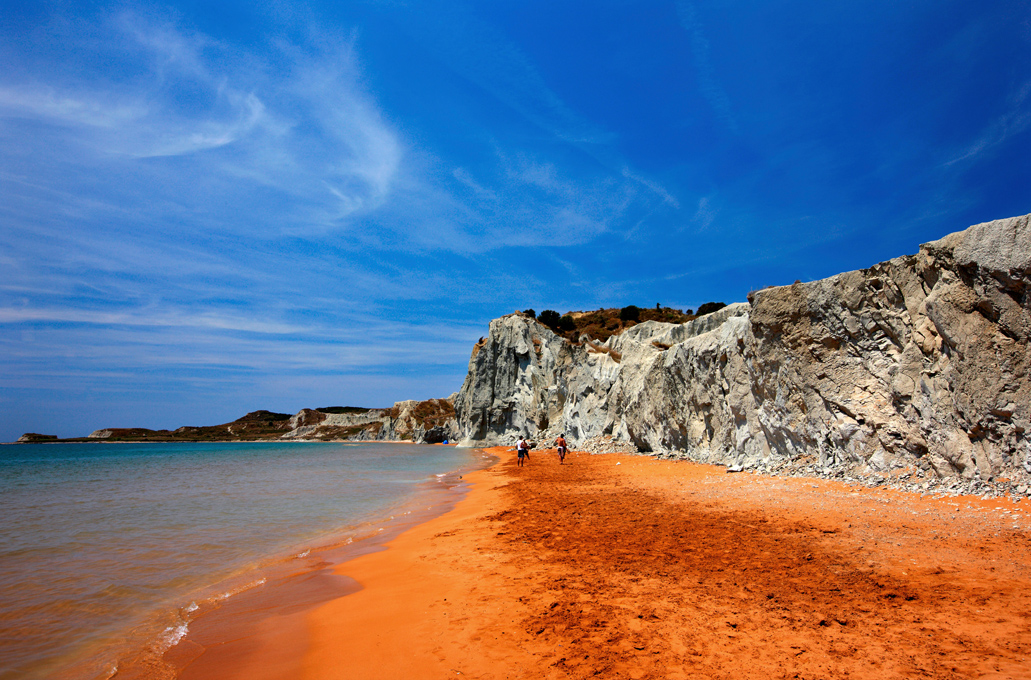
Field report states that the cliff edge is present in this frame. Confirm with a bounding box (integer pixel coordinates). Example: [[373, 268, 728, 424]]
[[454, 213, 1031, 487]]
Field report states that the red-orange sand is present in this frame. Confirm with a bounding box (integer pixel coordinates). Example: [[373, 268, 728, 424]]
[[198, 448, 1031, 679]]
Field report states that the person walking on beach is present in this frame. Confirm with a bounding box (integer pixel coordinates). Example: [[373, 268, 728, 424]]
[[555, 435, 568, 464], [516, 437, 530, 466]]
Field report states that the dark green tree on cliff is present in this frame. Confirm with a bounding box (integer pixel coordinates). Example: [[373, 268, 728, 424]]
[[695, 302, 726, 317], [619, 305, 640, 322], [538, 309, 562, 330]]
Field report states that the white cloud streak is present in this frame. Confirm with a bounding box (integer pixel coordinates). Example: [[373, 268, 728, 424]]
[[944, 80, 1031, 167], [0, 85, 147, 129], [621, 167, 680, 209], [0, 306, 306, 334], [0, 12, 403, 233], [676, 0, 738, 132]]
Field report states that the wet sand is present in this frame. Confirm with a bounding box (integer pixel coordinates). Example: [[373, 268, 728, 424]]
[[155, 465, 481, 680], [290, 446, 1031, 680]]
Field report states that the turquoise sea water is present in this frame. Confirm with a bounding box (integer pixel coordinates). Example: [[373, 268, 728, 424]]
[[0, 442, 485, 680]]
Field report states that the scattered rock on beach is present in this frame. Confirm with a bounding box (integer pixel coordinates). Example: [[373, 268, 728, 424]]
[[578, 435, 639, 455]]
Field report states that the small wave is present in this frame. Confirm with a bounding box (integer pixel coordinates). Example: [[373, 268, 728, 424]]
[[435, 473, 447, 478], [296, 549, 310, 558], [159, 622, 189, 650], [185, 602, 199, 613], [215, 577, 267, 602]]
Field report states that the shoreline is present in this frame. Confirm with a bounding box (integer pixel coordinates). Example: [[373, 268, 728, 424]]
[[1, 439, 437, 445], [231, 445, 1031, 680], [299, 446, 523, 679], [11, 444, 493, 680], [146, 449, 497, 680]]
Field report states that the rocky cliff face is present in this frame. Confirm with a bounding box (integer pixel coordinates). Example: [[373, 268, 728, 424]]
[[277, 398, 459, 443], [454, 214, 1031, 486], [279, 408, 390, 440]]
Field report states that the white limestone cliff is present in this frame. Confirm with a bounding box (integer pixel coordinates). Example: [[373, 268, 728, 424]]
[[453, 214, 1031, 486]]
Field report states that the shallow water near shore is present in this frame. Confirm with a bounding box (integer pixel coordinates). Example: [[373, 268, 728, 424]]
[[0, 441, 488, 680]]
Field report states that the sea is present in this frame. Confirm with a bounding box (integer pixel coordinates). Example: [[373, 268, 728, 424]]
[[0, 441, 490, 680]]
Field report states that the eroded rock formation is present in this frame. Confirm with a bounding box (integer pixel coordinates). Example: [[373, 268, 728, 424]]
[[278, 398, 459, 443], [454, 214, 1031, 485]]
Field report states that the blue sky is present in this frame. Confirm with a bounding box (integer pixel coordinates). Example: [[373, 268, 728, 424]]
[[1, 1, 1029, 441]]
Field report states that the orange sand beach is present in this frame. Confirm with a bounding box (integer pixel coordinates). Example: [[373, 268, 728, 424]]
[[174, 446, 1031, 680]]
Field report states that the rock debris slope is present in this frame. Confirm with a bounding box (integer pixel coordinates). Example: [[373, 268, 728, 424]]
[[454, 213, 1031, 486]]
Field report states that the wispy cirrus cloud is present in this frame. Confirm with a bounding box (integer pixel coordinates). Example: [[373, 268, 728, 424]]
[[0, 16, 272, 159], [621, 167, 680, 210], [945, 80, 1031, 167], [0, 306, 307, 334], [675, 0, 738, 133], [691, 196, 718, 231], [451, 167, 498, 202], [0, 11, 403, 237], [0, 85, 147, 129]]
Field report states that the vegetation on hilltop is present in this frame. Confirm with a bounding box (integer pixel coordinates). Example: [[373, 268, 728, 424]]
[[234, 410, 293, 423], [525, 303, 726, 342], [89, 411, 296, 442], [695, 301, 727, 317], [316, 406, 375, 414], [17, 433, 58, 442]]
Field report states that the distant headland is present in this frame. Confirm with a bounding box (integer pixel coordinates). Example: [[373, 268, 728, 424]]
[[16, 400, 457, 444]]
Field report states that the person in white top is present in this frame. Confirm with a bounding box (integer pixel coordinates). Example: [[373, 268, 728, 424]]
[[516, 437, 530, 466]]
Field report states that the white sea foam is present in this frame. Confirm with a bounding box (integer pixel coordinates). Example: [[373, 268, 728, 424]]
[[159, 622, 189, 650], [296, 549, 310, 558], [185, 602, 199, 613], [215, 577, 267, 602]]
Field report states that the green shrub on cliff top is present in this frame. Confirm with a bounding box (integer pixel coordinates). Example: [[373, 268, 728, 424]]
[[695, 302, 727, 317], [538, 309, 562, 329]]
